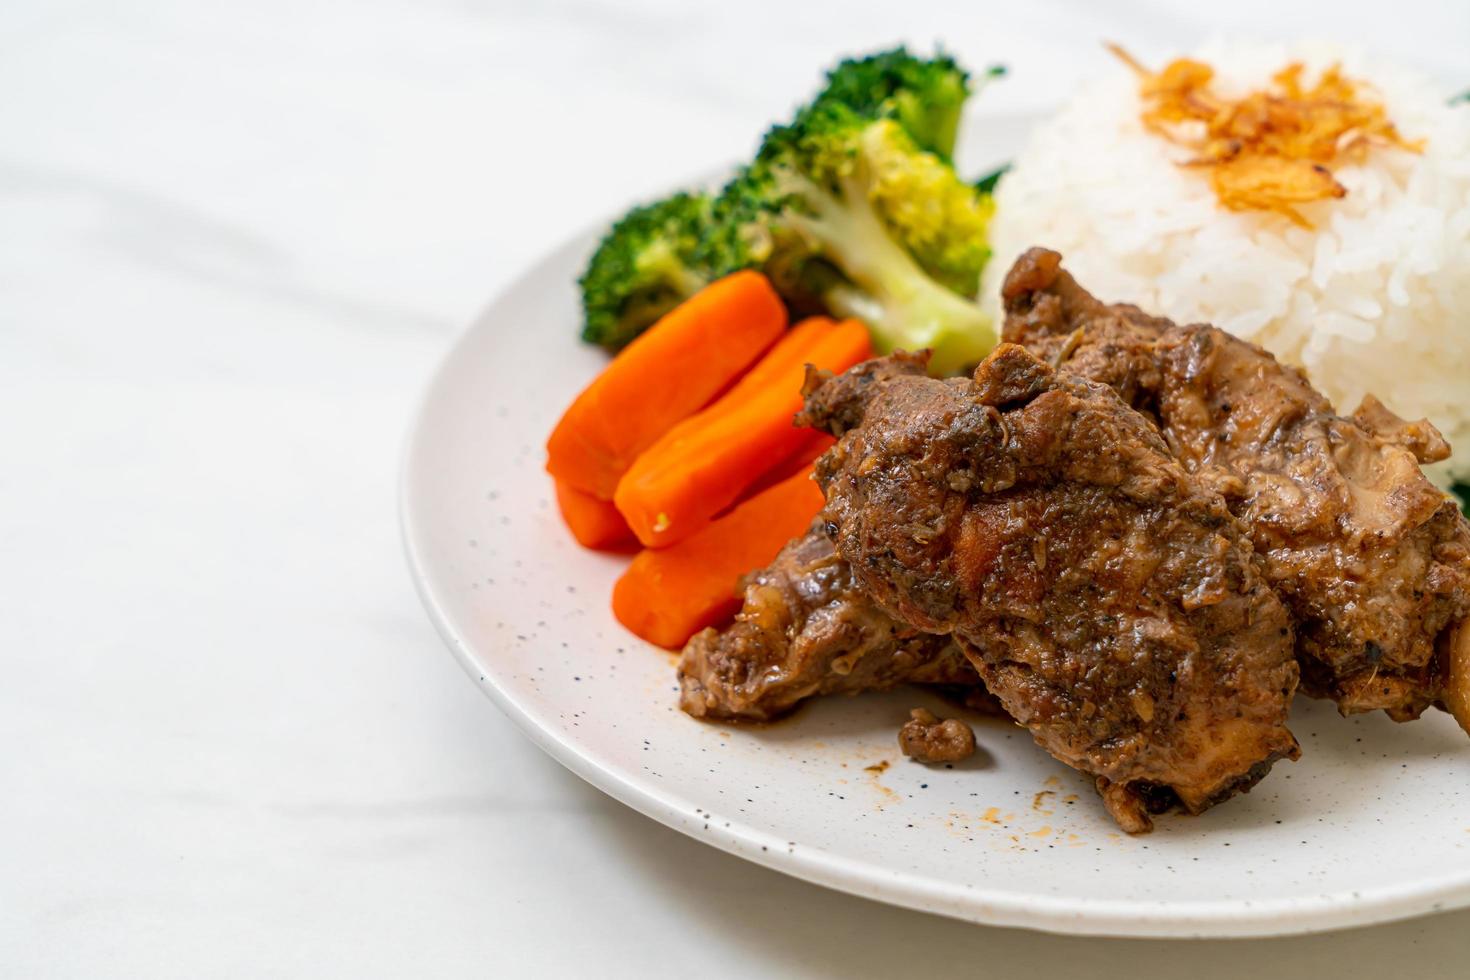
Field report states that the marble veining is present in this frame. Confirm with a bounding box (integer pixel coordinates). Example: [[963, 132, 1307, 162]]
[[4, 0, 1469, 975]]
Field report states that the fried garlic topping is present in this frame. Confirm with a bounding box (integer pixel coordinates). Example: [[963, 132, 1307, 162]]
[[1109, 45, 1423, 226]]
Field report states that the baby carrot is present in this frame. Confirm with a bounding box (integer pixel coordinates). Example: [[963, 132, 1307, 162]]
[[546, 271, 786, 499], [611, 466, 826, 649], [614, 318, 870, 548], [554, 478, 635, 550]]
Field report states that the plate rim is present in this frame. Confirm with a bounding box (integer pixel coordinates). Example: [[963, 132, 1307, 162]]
[[399, 216, 1470, 942]]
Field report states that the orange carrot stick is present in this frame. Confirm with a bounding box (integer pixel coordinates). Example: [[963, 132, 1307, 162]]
[[652, 321, 836, 515], [614, 318, 870, 548], [546, 271, 786, 499], [611, 466, 825, 649], [686, 315, 836, 421], [738, 429, 836, 502], [554, 478, 635, 550]]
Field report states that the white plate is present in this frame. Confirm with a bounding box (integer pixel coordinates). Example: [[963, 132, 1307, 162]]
[[401, 115, 1470, 937]]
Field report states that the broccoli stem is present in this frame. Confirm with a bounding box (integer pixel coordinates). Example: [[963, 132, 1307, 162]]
[[780, 171, 995, 376]]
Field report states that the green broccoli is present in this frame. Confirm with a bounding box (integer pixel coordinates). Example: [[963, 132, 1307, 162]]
[[708, 97, 997, 375], [576, 48, 1003, 365], [578, 192, 716, 351], [974, 163, 1009, 194], [814, 48, 996, 162]]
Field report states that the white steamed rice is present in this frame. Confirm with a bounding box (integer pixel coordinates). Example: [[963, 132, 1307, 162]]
[[982, 40, 1470, 485]]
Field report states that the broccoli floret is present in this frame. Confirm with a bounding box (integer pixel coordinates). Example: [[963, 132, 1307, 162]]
[[698, 172, 775, 276], [578, 192, 715, 351], [815, 48, 978, 161], [577, 48, 1004, 360], [700, 162, 812, 303], [861, 120, 995, 295], [712, 100, 997, 375]]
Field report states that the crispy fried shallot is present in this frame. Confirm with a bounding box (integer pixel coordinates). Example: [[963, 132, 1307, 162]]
[[1108, 44, 1423, 225]]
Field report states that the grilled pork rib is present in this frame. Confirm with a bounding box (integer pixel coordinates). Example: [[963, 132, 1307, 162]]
[[1002, 247, 1470, 724], [800, 345, 1300, 831], [678, 521, 981, 723]]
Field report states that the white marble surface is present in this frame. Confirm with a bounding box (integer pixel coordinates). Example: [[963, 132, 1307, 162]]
[[4, 1, 1468, 975]]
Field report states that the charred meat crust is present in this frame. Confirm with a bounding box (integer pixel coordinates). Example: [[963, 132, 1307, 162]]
[[804, 343, 1300, 831], [1001, 247, 1470, 725], [677, 521, 980, 723]]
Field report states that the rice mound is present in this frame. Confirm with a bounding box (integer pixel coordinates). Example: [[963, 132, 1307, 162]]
[[982, 40, 1470, 484]]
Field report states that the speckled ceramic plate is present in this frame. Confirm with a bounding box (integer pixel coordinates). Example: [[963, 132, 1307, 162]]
[[401, 115, 1470, 938]]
